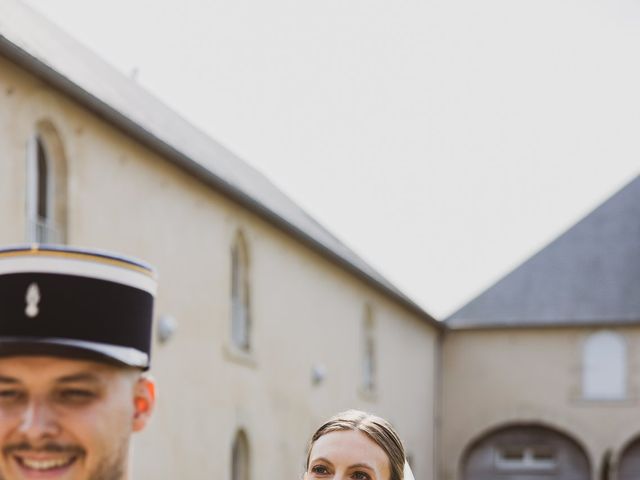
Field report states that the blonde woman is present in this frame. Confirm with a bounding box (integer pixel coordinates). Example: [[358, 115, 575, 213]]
[[304, 410, 416, 480]]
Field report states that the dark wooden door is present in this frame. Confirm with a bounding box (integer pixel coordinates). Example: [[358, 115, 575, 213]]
[[618, 438, 640, 480]]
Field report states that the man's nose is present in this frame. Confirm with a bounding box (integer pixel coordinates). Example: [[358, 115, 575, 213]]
[[18, 399, 60, 439]]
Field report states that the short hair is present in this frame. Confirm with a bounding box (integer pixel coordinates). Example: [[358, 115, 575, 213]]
[[305, 410, 405, 480]]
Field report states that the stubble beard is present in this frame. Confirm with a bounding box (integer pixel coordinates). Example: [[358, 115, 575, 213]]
[[87, 441, 127, 480]]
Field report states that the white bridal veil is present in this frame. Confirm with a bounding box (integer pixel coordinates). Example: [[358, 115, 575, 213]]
[[403, 461, 416, 480]]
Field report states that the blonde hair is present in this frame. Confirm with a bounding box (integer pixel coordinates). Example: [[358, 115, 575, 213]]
[[306, 410, 405, 480]]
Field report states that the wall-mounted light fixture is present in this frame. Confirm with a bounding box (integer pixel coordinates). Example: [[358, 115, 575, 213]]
[[157, 314, 177, 344], [311, 363, 327, 386]]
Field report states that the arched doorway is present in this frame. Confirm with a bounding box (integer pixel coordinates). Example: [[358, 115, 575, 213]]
[[617, 436, 640, 480], [462, 425, 591, 480]]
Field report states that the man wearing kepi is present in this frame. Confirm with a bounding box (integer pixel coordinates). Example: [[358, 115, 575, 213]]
[[0, 245, 157, 480]]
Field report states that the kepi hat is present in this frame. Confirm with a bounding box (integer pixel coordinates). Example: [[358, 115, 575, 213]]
[[0, 245, 156, 369]]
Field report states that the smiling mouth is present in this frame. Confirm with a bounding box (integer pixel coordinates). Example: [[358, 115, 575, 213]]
[[14, 455, 78, 475]]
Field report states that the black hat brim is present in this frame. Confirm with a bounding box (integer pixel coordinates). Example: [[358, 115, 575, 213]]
[[0, 338, 149, 369]]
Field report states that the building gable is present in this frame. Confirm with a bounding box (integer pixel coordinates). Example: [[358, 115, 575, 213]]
[[447, 175, 640, 328]]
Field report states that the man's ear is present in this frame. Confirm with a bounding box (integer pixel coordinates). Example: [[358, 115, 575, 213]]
[[132, 375, 156, 432]]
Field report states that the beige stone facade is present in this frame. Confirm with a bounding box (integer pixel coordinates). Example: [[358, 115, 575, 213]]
[[441, 327, 640, 480], [0, 52, 439, 479]]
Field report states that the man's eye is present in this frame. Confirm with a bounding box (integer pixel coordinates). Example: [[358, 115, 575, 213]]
[[0, 389, 24, 402], [57, 389, 96, 403]]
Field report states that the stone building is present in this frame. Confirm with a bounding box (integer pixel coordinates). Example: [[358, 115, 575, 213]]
[[443, 176, 640, 480], [3, 2, 640, 480], [0, 1, 440, 479]]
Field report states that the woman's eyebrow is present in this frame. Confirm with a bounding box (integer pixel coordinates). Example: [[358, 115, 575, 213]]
[[310, 457, 334, 466], [349, 463, 374, 470], [0, 375, 19, 384]]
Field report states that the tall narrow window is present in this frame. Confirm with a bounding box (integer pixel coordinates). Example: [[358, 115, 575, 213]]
[[362, 305, 376, 393], [36, 138, 49, 226], [582, 330, 627, 400], [26, 122, 68, 244], [231, 232, 251, 351], [231, 430, 250, 480]]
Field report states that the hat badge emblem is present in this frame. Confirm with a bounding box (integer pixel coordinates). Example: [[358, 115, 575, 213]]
[[25, 283, 41, 318]]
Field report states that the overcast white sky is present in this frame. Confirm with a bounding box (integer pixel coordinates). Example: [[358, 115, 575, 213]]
[[23, 0, 640, 318]]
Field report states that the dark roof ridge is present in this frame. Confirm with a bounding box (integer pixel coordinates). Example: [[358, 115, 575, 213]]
[[449, 317, 640, 330]]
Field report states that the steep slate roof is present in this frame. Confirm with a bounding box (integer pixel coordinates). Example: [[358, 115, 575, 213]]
[[0, 0, 437, 326], [447, 175, 640, 329]]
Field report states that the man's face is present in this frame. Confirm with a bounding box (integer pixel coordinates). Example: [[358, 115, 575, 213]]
[[0, 356, 154, 480]]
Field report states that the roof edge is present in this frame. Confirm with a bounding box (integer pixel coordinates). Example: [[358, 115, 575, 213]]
[[447, 317, 640, 331], [0, 36, 440, 329]]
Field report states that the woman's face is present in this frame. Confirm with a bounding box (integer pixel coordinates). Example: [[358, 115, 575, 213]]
[[305, 429, 391, 480]]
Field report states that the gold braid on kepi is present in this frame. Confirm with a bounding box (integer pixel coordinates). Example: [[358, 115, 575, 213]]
[[0, 244, 156, 369]]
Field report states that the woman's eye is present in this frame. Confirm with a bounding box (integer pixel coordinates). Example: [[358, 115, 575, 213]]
[[311, 465, 330, 475], [352, 472, 371, 480]]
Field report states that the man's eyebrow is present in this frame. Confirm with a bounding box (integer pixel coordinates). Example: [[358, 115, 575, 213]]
[[0, 375, 19, 384], [56, 373, 103, 384]]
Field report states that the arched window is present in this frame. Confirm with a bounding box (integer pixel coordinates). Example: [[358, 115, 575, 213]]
[[231, 232, 251, 351], [582, 331, 627, 400], [231, 430, 250, 480], [362, 305, 376, 393], [26, 122, 68, 244], [462, 425, 591, 480]]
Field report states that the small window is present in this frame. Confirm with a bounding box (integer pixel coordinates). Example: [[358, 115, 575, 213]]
[[362, 305, 376, 393], [495, 445, 557, 471], [231, 430, 250, 480], [26, 123, 68, 244], [582, 331, 627, 400], [36, 137, 49, 223], [231, 232, 251, 351]]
